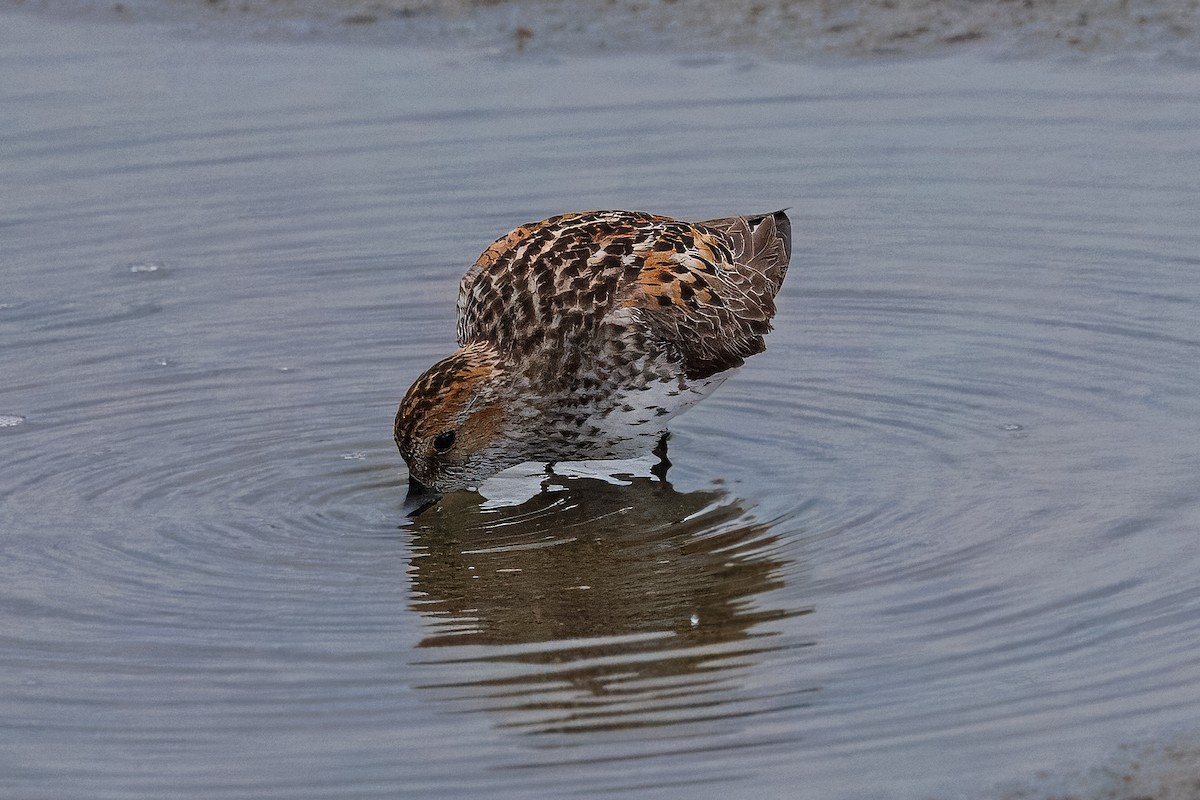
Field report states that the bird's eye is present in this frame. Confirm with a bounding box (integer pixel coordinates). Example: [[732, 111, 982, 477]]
[[433, 430, 456, 453]]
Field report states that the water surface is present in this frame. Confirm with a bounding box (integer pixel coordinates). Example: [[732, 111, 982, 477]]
[[3, 11, 1200, 799]]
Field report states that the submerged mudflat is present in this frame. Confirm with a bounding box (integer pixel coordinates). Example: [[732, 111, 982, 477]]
[[2, 7, 1200, 799], [10, 0, 1200, 61]]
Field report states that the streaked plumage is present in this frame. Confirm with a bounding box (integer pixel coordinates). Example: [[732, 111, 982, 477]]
[[396, 209, 792, 492]]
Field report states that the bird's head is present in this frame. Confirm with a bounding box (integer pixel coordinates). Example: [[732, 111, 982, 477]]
[[394, 342, 526, 493]]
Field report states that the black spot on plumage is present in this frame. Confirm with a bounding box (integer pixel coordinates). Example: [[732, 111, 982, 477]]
[[506, 255, 529, 282], [656, 294, 673, 307], [609, 238, 634, 256], [518, 291, 536, 322]]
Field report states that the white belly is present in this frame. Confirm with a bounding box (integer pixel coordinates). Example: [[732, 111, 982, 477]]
[[587, 371, 729, 453]]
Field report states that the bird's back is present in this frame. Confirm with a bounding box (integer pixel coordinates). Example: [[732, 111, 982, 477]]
[[455, 209, 792, 380]]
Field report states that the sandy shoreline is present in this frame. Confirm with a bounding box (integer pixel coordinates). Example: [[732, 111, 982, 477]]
[[6, 0, 1200, 59]]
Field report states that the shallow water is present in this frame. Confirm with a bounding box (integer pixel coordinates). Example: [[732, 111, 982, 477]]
[[3, 10, 1200, 799]]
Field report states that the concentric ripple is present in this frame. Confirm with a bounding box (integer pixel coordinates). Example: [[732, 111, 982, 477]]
[[3, 10, 1200, 800]]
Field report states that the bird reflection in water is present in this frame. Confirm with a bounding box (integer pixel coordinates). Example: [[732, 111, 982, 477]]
[[402, 468, 809, 734]]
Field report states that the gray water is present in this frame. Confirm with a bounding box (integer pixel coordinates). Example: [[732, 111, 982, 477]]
[[3, 10, 1200, 799]]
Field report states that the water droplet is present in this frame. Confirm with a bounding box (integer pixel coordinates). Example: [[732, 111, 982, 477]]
[[690, 613, 700, 627], [341, 451, 366, 460], [154, 357, 173, 367], [127, 261, 165, 274], [1000, 423, 1024, 432], [0, 415, 26, 428]]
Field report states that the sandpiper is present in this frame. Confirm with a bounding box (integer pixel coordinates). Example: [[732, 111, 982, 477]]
[[396, 209, 792, 493]]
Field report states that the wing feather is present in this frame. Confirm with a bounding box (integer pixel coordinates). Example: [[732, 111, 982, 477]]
[[625, 210, 792, 379], [453, 210, 792, 381]]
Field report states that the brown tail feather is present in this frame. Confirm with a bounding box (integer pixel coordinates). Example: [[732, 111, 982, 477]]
[[742, 210, 791, 291], [698, 209, 792, 294]]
